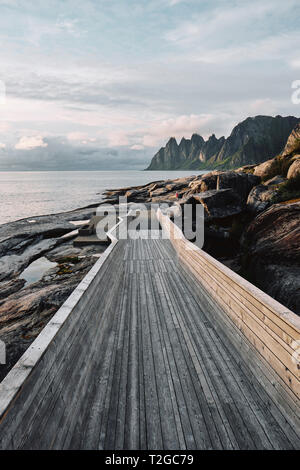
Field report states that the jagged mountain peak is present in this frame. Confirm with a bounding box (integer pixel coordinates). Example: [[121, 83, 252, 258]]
[[145, 115, 300, 171]]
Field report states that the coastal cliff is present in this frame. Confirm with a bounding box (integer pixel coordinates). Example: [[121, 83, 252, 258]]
[[146, 115, 299, 171]]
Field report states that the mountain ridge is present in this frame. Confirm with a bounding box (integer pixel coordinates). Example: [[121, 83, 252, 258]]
[[145, 115, 300, 170]]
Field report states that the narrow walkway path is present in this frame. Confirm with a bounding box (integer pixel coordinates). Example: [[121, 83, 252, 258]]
[[27, 235, 299, 449], [3, 216, 299, 449]]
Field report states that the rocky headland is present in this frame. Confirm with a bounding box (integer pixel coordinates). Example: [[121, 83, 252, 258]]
[[0, 122, 299, 381], [146, 115, 299, 171]]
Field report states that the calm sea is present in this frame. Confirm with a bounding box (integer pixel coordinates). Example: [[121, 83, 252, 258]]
[[0, 170, 207, 225]]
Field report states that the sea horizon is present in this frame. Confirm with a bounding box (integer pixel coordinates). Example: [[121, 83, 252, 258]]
[[0, 169, 207, 224]]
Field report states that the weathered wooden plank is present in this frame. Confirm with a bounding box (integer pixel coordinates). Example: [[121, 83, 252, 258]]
[[11, 264, 119, 449], [182, 253, 300, 398], [146, 268, 194, 449], [137, 273, 147, 450], [151, 270, 217, 449], [80, 271, 127, 449], [144, 271, 181, 449], [139, 271, 163, 449], [179, 263, 300, 447], [123, 273, 140, 450], [103, 271, 131, 449], [169, 272, 275, 449], [184, 252, 299, 357], [185, 249, 300, 338], [29, 263, 125, 449], [163, 271, 242, 449], [147, 271, 186, 450], [161, 271, 242, 450]]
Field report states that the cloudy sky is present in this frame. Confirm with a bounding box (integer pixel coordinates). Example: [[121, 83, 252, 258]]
[[0, 0, 299, 170]]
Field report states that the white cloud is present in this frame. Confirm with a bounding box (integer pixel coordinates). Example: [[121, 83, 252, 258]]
[[102, 114, 220, 149], [290, 58, 300, 69], [15, 135, 48, 150], [141, 114, 225, 147], [188, 32, 300, 65], [55, 18, 82, 36], [67, 131, 88, 141], [107, 130, 130, 147], [0, 122, 10, 133], [130, 144, 144, 150], [249, 98, 278, 116], [165, 0, 298, 45]]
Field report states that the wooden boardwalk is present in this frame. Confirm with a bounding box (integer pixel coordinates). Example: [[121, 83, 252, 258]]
[[0, 213, 299, 449], [71, 238, 298, 450]]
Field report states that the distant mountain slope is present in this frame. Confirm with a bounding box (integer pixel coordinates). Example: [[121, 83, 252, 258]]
[[145, 115, 300, 170]]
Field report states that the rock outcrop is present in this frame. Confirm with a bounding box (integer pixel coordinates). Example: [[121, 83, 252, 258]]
[[241, 203, 300, 313], [191, 189, 243, 220], [146, 115, 299, 171], [282, 122, 300, 156], [253, 159, 279, 179], [287, 158, 300, 179], [246, 185, 277, 213]]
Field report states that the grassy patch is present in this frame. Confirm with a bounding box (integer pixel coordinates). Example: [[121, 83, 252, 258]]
[[271, 174, 300, 203], [57, 265, 72, 275], [56, 256, 80, 275]]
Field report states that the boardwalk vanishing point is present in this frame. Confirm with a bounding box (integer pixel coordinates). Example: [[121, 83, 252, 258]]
[[0, 208, 299, 449]]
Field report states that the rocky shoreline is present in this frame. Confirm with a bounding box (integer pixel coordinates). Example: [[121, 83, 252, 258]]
[[0, 204, 108, 381], [0, 123, 299, 381]]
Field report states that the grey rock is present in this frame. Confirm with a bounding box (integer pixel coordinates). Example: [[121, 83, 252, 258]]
[[241, 202, 300, 313], [125, 188, 149, 202], [287, 158, 300, 179], [0, 279, 25, 301], [191, 189, 243, 219], [264, 175, 286, 186], [246, 185, 277, 213], [149, 187, 170, 197], [253, 158, 278, 179], [243, 202, 300, 264], [0, 238, 61, 282], [199, 170, 260, 203], [282, 122, 300, 156]]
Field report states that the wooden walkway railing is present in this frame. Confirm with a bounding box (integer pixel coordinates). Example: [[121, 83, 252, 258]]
[[157, 208, 300, 425]]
